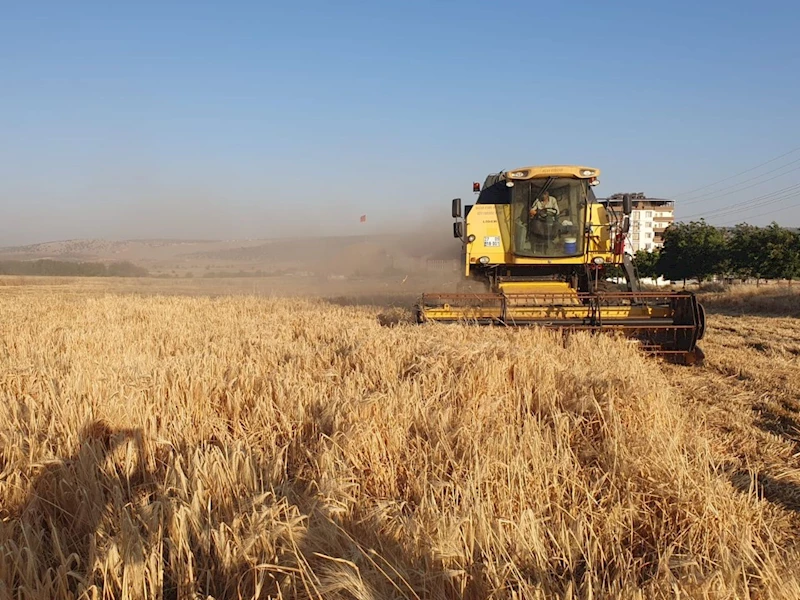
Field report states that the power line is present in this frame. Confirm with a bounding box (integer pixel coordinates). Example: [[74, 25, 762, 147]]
[[680, 183, 800, 219], [678, 182, 800, 220], [678, 163, 800, 208], [677, 186, 800, 224], [670, 145, 800, 198], [716, 198, 800, 225], [680, 157, 800, 202], [694, 190, 800, 222]]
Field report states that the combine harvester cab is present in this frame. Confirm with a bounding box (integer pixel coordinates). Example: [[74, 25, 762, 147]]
[[416, 166, 706, 363]]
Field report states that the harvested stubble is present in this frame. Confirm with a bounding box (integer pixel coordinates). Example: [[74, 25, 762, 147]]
[[0, 289, 798, 599], [698, 283, 800, 317]]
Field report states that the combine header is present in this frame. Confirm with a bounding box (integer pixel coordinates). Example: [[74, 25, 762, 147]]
[[416, 165, 705, 363]]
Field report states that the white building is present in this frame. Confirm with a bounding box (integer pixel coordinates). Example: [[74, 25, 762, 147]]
[[601, 193, 674, 253]]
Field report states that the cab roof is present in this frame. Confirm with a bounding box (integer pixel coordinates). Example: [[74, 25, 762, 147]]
[[501, 165, 600, 180]]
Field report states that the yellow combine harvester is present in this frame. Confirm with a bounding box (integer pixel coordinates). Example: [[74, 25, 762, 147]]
[[416, 165, 706, 362]]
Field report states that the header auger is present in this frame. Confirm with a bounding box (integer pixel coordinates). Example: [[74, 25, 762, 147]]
[[416, 165, 705, 363]]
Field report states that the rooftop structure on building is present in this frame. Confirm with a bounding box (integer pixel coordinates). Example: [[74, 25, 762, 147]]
[[601, 192, 675, 209]]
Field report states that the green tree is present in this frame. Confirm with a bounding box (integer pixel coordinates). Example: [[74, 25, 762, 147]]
[[761, 223, 800, 282], [727, 224, 765, 283], [633, 249, 660, 279], [0, 259, 148, 278], [107, 261, 149, 277], [656, 220, 726, 283]]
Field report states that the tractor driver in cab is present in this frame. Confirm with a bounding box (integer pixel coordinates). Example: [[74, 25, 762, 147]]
[[528, 190, 561, 249], [529, 190, 559, 218]]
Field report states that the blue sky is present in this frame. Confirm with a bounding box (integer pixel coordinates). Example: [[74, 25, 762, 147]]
[[2, 0, 799, 244]]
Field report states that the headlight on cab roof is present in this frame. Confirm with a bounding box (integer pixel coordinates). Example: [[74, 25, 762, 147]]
[[509, 170, 529, 178]]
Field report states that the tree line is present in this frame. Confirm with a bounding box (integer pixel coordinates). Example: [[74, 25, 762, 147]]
[[633, 221, 800, 284], [0, 260, 149, 277]]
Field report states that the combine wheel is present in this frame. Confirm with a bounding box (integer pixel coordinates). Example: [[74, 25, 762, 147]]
[[696, 302, 706, 340], [688, 345, 705, 366], [666, 346, 705, 366]]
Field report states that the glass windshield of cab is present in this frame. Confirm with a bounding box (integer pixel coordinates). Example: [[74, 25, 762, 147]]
[[511, 178, 588, 257]]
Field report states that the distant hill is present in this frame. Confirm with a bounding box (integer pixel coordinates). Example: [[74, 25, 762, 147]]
[[0, 238, 265, 264], [0, 233, 460, 276]]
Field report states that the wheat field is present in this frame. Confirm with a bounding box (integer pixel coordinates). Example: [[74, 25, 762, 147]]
[[1, 280, 799, 599]]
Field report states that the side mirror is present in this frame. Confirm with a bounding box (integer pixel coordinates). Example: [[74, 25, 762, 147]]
[[621, 215, 630, 234], [622, 193, 632, 216], [452, 198, 462, 219], [453, 222, 464, 239]]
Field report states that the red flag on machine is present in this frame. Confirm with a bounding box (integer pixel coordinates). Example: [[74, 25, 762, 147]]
[[360, 214, 366, 223]]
